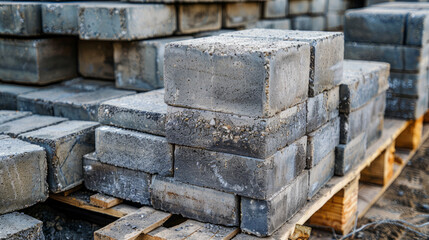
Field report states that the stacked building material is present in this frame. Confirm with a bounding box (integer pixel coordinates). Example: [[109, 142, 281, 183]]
[[336, 60, 390, 175], [0, 212, 45, 240], [344, 3, 429, 119]]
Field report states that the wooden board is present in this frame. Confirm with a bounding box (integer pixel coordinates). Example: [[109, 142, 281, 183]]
[[90, 193, 123, 209], [360, 141, 395, 185]]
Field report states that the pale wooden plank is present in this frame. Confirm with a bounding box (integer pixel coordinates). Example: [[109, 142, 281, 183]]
[[90, 193, 123, 209], [142, 220, 204, 240]]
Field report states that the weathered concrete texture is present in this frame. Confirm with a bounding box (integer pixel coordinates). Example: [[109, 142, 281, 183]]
[[177, 4, 221, 34], [335, 132, 367, 176], [42, 2, 79, 35], [114, 36, 192, 91], [385, 92, 428, 119], [0, 212, 44, 240], [174, 136, 307, 200], [389, 71, 427, 97], [340, 60, 390, 113], [240, 171, 309, 237], [406, 10, 429, 46], [150, 176, 239, 226], [340, 99, 373, 144], [308, 150, 335, 199], [166, 102, 306, 159], [345, 42, 429, 72], [0, 2, 42, 36], [165, 36, 309, 117], [307, 117, 340, 168], [78, 3, 176, 40], [292, 15, 326, 31], [83, 153, 151, 205], [367, 114, 384, 147], [222, 3, 261, 28], [0, 138, 48, 214], [95, 126, 173, 176], [0, 115, 67, 137], [0, 83, 38, 110], [98, 89, 166, 136], [246, 19, 291, 30], [78, 40, 115, 80], [289, 0, 310, 15], [19, 121, 99, 193], [0, 38, 77, 85], [222, 29, 344, 97], [310, 0, 327, 14], [60, 78, 114, 91], [0, 111, 31, 124], [263, 0, 287, 19], [344, 8, 407, 45], [307, 86, 339, 134]]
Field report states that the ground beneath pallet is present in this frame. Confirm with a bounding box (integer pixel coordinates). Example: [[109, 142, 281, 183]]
[[312, 138, 429, 239]]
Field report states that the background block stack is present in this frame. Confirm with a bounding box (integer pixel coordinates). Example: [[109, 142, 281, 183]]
[[344, 3, 429, 119]]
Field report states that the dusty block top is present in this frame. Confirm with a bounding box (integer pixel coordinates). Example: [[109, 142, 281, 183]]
[[0, 137, 44, 157], [0, 110, 32, 124], [0, 1, 42, 36], [0, 212, 43, 239], [19, 120, 99, 141], [0, 115, 67, 137], [164, 36, 310, 117], [221, 29, 343, 42]]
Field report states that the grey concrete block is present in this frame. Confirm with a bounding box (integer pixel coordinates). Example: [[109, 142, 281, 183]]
[[98, 89, 166, 136], [310, 0, 327, 14], [83, 153, 151, 205], [78, 3, 176, 40], [308, 150, 335, 199], [174, 136, 307, 200], [263, 0, 287, 19], [246, 19, 291, 30], [289, 0, 310, 15], [114, 36, 192, 91], [165, 36, 309, 117], [0, 138, 47, 214], [166, 102, 306, 159], [193, 29, 234, 38], [326, 12, 343, 31], [367, 114, 383, 146], [406, 10, 429, 46], [78, 40, 115, 80], [340, 99, 373, 144], [42, 2, 79, 35], [0, 38, 77, 85], [328, 0, 352, 11], [0, 2, 42, 36], [0, 110, 32, 124], [19, 121, 99, 193], [307, 86, 339, 134], [177, 4, 221, 34], [222, 3, 261, 28], [344, 8, 407, 45], [340, 60, 390, 113], [0, 83, 38, 110], [292, 15, 326, 31], [0, 212, 44, 240], [240, 171, 309, 237], [150, 176, 239, 226], [389, 71, 428, 97], [222, 29, 344, 96], [307, 117, 340, 168], [95, 126, 173, 176], [0, 115, 67, 137], [404, 45, 429, 72], [386, 91, 428, 119], [335, 132, 367, 176]]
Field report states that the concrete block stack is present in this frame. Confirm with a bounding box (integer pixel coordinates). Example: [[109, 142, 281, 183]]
[[0, 212, 45, 240], [365, 0, 429, 7], [336, 60, 389, 175], [344, 3, 429, 119]]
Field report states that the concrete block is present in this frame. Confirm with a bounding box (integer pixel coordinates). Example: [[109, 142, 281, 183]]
[[42, 2, 79, 35], [19, 121, 99, 193], [114, 36, 192, 91], [60, 78, 114, 91], [307, 117, 340, 168], [308, 150, 335, 199], [246, 19, 291, 30], [83, 153, 151, 205], [0, 110, 31, 124], [78, 40, 114, 80], [0, 212, 44, 240], [404, 45, 429, 72], [0, 84, 38, 110], [292, 15, 326, 31], [344, 8, 407, 45], [326, 12, 343, 30], [177, 4, 221, 34], [328, 0, 352, 11], [174, 136, 307, 199], [289, 0, 310, 15], [335, 132, 367, 176], [367, 115, 383, 146], [150, 176, 239, 226], [95, 126, 173, 176], [222, 29, 344, 96], [372, 91, 387, 119], [310, 0, 327, 14], [164, 36, 310, 117], [0, 38, 77, 85], [340, 60, 390, 113], [386, 92, 428, 119], [307, 86, 339, 134], [222, 3, 261, 28], [240, 171, 309, 237], [0, 2, 41, 36], [166, 102, 306, 159], [98, 89, 166, 136], [340, 100, 373, 144], [389, 71, 428, 97], [78, 3, 176, 40], [263, 0, 287, 19], [406, 10, 429, 46], [0, 115, 67, 137], [0, 138, 47, 214]]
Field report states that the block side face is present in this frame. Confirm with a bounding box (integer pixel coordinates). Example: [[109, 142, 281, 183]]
[[308, 150, 335, 199], [386, 92, 428, 119], [263, 0, 287, 19], [78, 40, 114, 80], [335, 132, 367, 176], [42, 4, 79, 35], [307, 86, 340, 133], [340, 100, 374, 144], [307, 117, 340, 167], [177, 4, 222, 34], [0, 213, 44, 239], [223, 3, 261, 28], [0, 4, 42, 36], [0, 115, 67, 137]]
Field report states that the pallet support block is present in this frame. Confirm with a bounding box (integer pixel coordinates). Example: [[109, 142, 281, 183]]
[[395, 115, 423, 149], [360, 141, 395, 186], [308, 176, 359, 235], [424, 111, 429, 123]]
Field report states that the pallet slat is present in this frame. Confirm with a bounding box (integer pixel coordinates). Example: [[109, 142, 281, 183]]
[[90, 193, 123, 209]]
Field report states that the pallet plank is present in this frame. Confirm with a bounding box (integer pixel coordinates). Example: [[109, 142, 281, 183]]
[[90, 193, 123, 209]]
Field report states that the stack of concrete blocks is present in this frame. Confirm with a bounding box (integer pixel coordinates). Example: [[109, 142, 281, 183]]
[[335, 60, 389, 176], [0, 212, 45, 240], [288, 0, 327, 30], [345, 3, 429, 119], [365, 0, 429, 7], [325, 0, 360, 31]]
